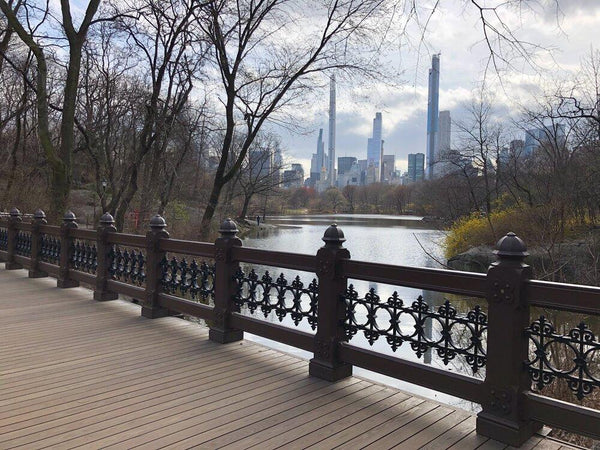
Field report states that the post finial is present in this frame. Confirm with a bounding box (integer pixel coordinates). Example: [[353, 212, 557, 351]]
[[9, 207, 21, 217], [219, 218, 239, 237], [34, 209, 46, 220], [322, 223, 345, 246], [494, 232, 528, 259], [63, 211, 77, 223], [149, 214, 167, 230], [100, 212, 115, 225]]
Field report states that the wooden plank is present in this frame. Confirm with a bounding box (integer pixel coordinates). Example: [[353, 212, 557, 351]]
[[447, 430, 490, 450], [506, 435, 543, 450], [0, 344, 280, 420], [391, 410, 471, 449], [420, 416, 479, 450], [2, 352, 303, 435], [2, 368, 309, 446], [476, 438, 509, 449], [283, 391, 410, 449], [362, 406, 454, 449], [4, 357, 308, 447], [304, 396, 425, 449], [224, 385, 392, 449], [333, 399, 438, 448], [531, 439, 566, 449], [94, 375, 329, 449], [121, 378, 364, 449]]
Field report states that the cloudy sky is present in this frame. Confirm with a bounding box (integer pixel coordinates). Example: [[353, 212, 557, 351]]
[[275, 0, 600, 173]]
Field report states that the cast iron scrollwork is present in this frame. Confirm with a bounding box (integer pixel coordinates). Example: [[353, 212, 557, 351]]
[[342, 285, 488, 374], [15, 231, 32, 257], [233, 267, 319, 329], [69, 240, 98, 274], [159, 255, 215, 302], [525, 315, 600, 400], [108, 245, 146, 286], [0, 228, 8, 251], [39, 235, 60, 264]]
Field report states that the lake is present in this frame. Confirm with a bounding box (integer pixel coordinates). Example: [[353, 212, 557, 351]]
[[239, 214, 482, 411]]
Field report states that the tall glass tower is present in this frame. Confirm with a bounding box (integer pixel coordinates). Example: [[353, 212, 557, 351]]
[[367, 112, 383, 182], [426, 54, 440, 179], [328, 75, 336, 186]]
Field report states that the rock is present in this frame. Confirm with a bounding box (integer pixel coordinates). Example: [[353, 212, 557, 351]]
[[447, 246, 495, 273]]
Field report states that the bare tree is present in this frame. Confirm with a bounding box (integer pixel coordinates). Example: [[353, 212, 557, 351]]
[[232, 133, 286, 220], [194, 0, 392, 237], [75, 0, 207, 229], [0, 0, 103, 220]]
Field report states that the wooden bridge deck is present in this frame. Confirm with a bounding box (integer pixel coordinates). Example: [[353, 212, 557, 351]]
[[0, 267, 578, 449]]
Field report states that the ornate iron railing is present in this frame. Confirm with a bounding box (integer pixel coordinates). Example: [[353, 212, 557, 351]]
[[0, 228, 7, 251], [160, 255, 214, 302], [526, 315, 600, 400], [15, 231, 31, 257], [39, 234, 60, 264], [70, 240, 98, 274], [342, 286, 487, 374], [233, 267, 318, 329], [109, 245, 146, 286]]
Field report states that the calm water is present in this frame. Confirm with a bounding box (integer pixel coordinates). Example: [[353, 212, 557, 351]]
[[240, 214, 481, 411]]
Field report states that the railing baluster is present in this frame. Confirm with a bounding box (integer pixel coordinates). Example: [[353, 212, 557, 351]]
[[309, 223, 352, 381], [209, 218, 243, 343], [6, 207, 23, 270], [94, 213, 118, 301], [28, 209, 48, 278], [142, 215, 169, 318], [57, 211, 79, 288], [476, 232, 540, 446]]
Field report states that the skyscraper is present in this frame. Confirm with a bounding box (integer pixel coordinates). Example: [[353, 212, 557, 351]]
[[408, 153, 425, 183], [426, 54, 440, 179], [366, 112, 383, 183], [328, 75, 336, 186], [436, 110, 451, 176], [310, 128, 327, 184], [337, 156, 357, 175]]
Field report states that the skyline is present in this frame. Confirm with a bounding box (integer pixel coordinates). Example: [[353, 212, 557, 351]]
[[275, 1, 600, 174]]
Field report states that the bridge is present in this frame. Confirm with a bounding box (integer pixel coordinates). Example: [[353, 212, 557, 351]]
[[1, 208, 598, 448]]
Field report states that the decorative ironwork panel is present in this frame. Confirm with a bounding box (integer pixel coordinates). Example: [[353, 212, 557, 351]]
[[108, 245, 146, 286], [39, 234, 60, 264], [69, 240, 98, 274], [15, 231, 32, 257], [0, 228, 7, 251], [342, 285, 488, 374], [526, 316, 600, 400], [233, 268, 319, 329], [159, 256, 215, 302]]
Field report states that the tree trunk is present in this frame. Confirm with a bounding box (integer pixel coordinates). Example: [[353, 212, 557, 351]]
[[199, 181, 224, 240], [238, 194, 252, 220]]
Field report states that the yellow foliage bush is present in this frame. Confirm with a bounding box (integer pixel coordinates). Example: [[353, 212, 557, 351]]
[[444, 205, 578, 259]]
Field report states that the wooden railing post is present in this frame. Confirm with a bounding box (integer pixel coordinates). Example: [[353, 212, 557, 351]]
[[142, 214, 170, 318], [93, 213, 118, 301], [57, 211, 79, 288], [309, 223, 352, 381], [28, 209, 48, 278], [209, 218, 243, 343], [477, 232, 540, 446], [6, 207, 23, 270]]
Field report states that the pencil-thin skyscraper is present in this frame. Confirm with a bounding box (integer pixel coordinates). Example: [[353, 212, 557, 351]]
[[367, 112, 383, 183], [426, 54, 440, 179], [328, 75, 336, 186]]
